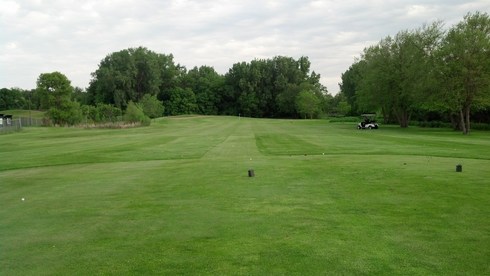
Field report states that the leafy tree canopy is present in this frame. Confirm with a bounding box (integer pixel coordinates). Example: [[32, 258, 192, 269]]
[[36, 72, 81, 125], [88, 47, 181, 110]]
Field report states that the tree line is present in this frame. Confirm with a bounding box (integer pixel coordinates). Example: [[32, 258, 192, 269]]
[[339, 11, 490, 134], [87, 48, 332, 119], [1, 48, 343, 125], [2, 11, 488, 130]]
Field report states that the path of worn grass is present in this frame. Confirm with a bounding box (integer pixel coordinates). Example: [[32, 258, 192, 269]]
[[1, 117, 489, 275]]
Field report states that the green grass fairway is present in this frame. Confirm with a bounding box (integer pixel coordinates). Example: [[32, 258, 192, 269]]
[[1, 117, 489, 275]]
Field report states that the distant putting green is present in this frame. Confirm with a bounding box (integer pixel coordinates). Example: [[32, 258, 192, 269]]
[[1, 116, 489, 275]]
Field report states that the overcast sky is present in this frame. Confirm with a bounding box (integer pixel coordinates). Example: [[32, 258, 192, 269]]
[[1, 0, 489, 94]]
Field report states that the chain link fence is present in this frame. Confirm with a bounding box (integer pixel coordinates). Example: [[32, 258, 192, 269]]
[[0, 118, 21, 133], [18, 117, 44, 127], [0, 117, 44, 134]]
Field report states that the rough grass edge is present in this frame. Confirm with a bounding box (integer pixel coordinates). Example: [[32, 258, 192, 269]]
[[81, 122, 148, 129]]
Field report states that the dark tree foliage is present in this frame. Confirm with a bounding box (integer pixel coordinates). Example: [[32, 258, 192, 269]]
[[85, 47, 329, 118], [339, 60, 366, 115], [37, 72, 73, 110], [88, 47, 180, 110], [356, 23, 443, 128], [224, 56, 327, 118], [434, 12, 490, 134], [0, 88, 26, 110], [180, 66, 224, 115], [93, 103, 122, 123], [80, 103, 122, 124], [36, 72, 82, 125], [72, 87, 89, 105], [165, 87, 197, 115]]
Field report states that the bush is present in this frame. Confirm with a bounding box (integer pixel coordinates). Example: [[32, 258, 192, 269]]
[[139, 94, 164, 119], [97, 104, 122, 123], [81, 105, 97, 123], [412, 121, 452, 128], [46, 101, 83, 126], [471, 123, 490, 131], [124, 101, 151, 126]]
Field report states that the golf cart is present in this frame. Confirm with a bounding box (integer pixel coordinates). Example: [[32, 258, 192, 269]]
[[358, 114, 379, 129]]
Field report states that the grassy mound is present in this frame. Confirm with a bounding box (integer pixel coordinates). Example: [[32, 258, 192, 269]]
[[0, 109, 45, 119]]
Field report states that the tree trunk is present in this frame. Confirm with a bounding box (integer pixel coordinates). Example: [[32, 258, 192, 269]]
[[450, 113, 462, 131], [402, 111, 410, 128], [382, 107, 389, 124], [396, 109, 410, 128], [465, 106, 471, 134], [460, 109, 468, 135]]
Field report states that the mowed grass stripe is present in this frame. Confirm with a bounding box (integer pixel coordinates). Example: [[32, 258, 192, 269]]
[[1, 116, 489, 274], [254, 120, 490, 159], [2, 117, 489, 171], [203, 118, 262, 160], [0, 116, 242, 171]]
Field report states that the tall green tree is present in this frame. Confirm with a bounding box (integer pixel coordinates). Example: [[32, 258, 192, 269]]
[[276, 83, 301, 117], [435, 12, 490, 134], [36, 72, 82, 125], [357, 39, 396, 123], [182, 66, 224, 115], [165, 87, 197, 115], [357, 22, 443, 127], [37, 72, 73, 110], [339, 60, 366, 115], [224, 56, 327, 118], [330, 93, 352, 116], [296, 89, 321, 119], [88, 47, 179, 109]]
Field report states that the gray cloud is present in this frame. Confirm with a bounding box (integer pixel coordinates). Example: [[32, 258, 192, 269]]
[[1, 0, 489, 94]]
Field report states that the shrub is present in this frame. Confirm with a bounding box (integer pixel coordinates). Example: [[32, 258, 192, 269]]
[[46, 101, 83, 126], [139, 94, 164, 119], [97, 104, 122, 123], [124, 101, 151, 126], [471, 123, 490, 131], [412, 121, 452, 128]]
